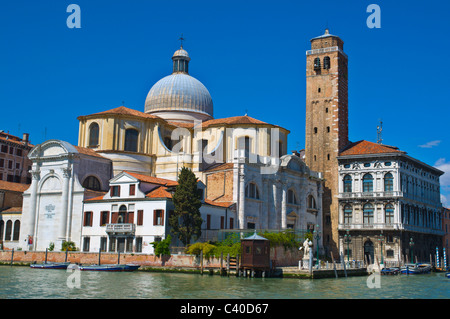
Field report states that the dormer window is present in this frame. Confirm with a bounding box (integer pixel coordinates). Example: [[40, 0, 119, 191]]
[[111, 185, 120, 197]]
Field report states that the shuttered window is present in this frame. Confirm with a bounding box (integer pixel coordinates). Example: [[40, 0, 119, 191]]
[[153, 210, 164, 226], [137, 210, 144, 225]]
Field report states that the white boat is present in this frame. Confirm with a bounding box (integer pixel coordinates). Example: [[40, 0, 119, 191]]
[[400, 263, 431, 274]]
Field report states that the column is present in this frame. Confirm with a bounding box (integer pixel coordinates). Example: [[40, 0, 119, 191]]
[[28, 170, 40, 250], [238, 163, 245, 229], [59, 167, 71, 245], [262, 179, 268, 229], [272, 182, 279, 229], [281, 184, 287, 229]]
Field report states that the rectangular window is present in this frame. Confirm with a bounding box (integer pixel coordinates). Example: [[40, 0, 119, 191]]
[[16, 149, 22, 156], [129, 184, 136, 196], [230, 218, 234, 229], [135, 237, 143, 253], [126, 238, 133, 252], [0, 159, 4, 167], [111, 185, 120, 197], [153, 209, 164, 226], [137, 210, 144, 226], [1, 145, 7, 153], [100, 237, 107, 252], [83, 211, 93, 226], [8, 161, 13, 169], [9, 147, 14, 155], [220, 216, 225, 229], [83, 237, 90, 252], [15, 163, 20, 169], [100, 211, 109, 226], [206, 214, 211, 230]]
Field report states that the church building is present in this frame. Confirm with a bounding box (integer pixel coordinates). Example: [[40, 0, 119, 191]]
[[18, 42, 324, 253]]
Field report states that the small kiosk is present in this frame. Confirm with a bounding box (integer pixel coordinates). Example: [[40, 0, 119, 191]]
[[240, 232, 271, 277]]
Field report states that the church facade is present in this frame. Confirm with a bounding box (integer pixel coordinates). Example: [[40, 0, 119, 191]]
[[18, 43, 324, 253]]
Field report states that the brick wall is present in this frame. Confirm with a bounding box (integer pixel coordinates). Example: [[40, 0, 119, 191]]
[[0, 245, 302, 268]]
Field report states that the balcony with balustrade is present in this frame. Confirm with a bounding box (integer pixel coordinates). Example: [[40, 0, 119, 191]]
[[105, 223, 136, 234]]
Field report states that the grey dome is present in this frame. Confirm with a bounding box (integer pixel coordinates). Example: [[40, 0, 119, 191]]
[[145, 73, 213, 117], [144, 47, 213, 118]]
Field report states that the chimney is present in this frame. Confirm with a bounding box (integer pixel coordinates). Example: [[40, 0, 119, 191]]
[[22, 133, 29, 145]]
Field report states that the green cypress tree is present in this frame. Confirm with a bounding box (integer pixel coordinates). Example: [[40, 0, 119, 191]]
[[169, 167, 203, 246]]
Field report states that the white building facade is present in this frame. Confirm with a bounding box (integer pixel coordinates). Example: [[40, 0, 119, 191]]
[[19, 140, 112, 251], [337, 140, 444, 264]]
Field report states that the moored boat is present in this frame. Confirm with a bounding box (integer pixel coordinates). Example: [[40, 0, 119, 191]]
[[78, 263, 140, 272], [30, 262, 71, 270], [400, 263, 431, 274], [381, 267, 400, 275]]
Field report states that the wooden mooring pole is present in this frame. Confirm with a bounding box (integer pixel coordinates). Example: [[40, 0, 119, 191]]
[[10, 248, 14, 266], [331, 253, 338, 278], [200, 250, 204, 275]]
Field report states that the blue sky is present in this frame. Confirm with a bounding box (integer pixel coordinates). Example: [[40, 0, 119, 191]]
[[0, 0, 449, 204]]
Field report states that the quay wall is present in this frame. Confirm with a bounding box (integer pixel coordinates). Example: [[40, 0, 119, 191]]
[[0, 246, 301, 268]]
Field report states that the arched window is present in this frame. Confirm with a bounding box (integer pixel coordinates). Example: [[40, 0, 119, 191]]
[[83, 176, 101, 191], [343, 175, 352, 192], [344, 204, 352, 224], [385, 204, 394, 224], [307, 195, 317, 210], [0, 220, 3, 240], [384, 173, 394, 192], [118, 205, 127, 224], [124, 129, 139, 152], [245, 182, 260, 199], [314, 57, 321, 70], [323, 56, 331, 69], [5, 220, 12, 241], [287, 189, 298, 205], [363, 174, 374, 193], [88, 122, 99, 147], [363, 203, 374, 225], [13, 220, 20, 241]]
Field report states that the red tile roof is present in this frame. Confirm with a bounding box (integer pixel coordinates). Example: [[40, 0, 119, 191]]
[[124, 171, 178, 187], [0, 132, 34, 148], [204, 199, 234, 208], [204, 163, 234, 172], [145, 186, 173, 199], [0, 181, 30, 192], [339, 140, 403, 156], [74, 146, 108, 159], [78, 106, 161, 120], [1, 206, 22, 213], [201, 115, 287, 131]]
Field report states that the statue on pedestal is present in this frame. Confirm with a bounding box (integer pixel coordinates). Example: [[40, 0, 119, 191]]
[[299, 239, 313, 269]]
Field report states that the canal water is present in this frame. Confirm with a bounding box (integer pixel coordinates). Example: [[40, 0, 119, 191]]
[[0, 266, 448, 299]]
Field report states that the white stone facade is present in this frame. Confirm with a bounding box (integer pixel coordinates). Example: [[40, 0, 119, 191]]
[[337, 150, 444, 263], [19, 140, 112, 251]]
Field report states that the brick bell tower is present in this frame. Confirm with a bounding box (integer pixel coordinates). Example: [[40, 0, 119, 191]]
[[304, 29, 349, 258]]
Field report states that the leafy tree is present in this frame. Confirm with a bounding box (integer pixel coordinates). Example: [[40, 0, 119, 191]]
[[186, 242, 216, 259], [151, 235, 172, 257], [169, 167, 203, 246], [61, 241, 77, 251]]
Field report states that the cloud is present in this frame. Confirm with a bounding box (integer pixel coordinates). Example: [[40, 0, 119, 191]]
[[435, 158, 450, 207], [441, 194, 448, 207], [435, 158, 450, 186], [418, 140, 441, 148]]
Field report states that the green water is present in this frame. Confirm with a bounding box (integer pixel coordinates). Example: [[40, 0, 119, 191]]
[[0, 266, 448, 299]]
